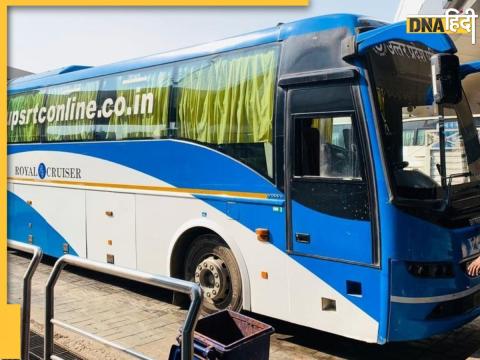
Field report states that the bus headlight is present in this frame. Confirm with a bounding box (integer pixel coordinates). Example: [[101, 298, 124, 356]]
[[406, 262, 454, 278]]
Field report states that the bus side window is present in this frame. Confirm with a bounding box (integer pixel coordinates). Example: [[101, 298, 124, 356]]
[[403, 129, 415, 146], [8, 90, 45, 143], [95, 77, 117, 141], [95, 67, 172, 141], [44, 79, 100, 142], [416, 129, 426, 146], [174, 45, 279, 179], [294, 115, 361, 179]]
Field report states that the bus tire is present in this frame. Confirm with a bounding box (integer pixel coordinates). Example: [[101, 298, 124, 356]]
[[184, 234, 242, 313]]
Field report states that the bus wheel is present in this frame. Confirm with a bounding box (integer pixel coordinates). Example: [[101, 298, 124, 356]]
[[184, 234, 242, 313]]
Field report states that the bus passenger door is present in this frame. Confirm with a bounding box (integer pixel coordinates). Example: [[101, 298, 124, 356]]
[[286, 83, 375, 265]]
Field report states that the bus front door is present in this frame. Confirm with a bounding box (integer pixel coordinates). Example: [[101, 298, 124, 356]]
[[286, 82, 375, 265]]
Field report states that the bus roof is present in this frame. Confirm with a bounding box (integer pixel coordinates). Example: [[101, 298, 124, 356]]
[[9, 13, 381, 95]]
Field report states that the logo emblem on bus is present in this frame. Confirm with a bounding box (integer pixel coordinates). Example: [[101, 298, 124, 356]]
[[38, 163, 46, 179]]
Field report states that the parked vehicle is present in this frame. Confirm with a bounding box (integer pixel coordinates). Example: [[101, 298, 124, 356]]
[[7, 14, 480, 343]]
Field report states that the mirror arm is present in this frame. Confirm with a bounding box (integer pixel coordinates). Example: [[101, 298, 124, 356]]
[[437, 105, 447, 188]]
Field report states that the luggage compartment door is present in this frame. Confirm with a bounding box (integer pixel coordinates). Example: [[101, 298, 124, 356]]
[[86, 191, 136, 269]]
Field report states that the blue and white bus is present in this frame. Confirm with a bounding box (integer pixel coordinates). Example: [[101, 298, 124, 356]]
[[7, 14, 480, 343]]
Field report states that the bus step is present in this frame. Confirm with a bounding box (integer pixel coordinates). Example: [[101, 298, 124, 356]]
[[29, 331, 85, 360]]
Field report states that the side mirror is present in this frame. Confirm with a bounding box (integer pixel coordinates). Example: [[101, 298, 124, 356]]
[[431, 54, 462, 104]]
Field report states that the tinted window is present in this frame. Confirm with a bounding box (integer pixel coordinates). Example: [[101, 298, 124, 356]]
[[8, 90, 46, 143], [99, 67, 172, 140], [175, 45, 279, 178], [294, 115, 362, 179], [44, 79, 100, 142], [8, 45, 277, 157], [9, 67, 173, 143], [416, 129, 426, 145], [403, 129, 415, 146]]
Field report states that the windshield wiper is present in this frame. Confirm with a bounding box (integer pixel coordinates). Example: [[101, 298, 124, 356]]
[[437, 171, 472, 212], [438, 111, 448, 188]]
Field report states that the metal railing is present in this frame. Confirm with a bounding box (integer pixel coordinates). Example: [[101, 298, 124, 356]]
[[7, 240, 43, 360], [44, 255, 203, 360]]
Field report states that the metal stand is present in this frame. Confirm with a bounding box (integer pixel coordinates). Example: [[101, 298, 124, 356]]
[[8, 240, 43, 360], [44, 255, 203, 360]]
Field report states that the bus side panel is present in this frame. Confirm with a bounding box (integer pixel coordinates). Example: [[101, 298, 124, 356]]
[[135, 193, 292, 320], [7, 183, 16, 244], [136, 194, 199, 276], [8, 184, 85, 257], [7, 188, 31, 246]]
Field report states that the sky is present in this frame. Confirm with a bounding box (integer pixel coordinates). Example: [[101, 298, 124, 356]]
[[8, 1, 400, 73]]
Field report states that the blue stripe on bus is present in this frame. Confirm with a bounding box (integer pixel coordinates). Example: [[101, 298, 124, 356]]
[[7, 191, 78, 258], [8, 140, 282, 195]]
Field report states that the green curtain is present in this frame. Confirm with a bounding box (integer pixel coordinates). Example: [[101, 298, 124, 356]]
[[8, 91, 45, 143], [106, 69, 171, 140], [403, 130, 415, 146], [45, 80, 99, 141], [417, 129, 425, 146], [176, 46, 278, 144]]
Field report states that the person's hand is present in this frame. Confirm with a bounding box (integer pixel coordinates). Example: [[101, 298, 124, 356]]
[[467, 257, 480, 276]]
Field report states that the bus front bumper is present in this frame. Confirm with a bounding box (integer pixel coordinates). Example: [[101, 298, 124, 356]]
[[388, 259, 480, 341], [388, 291, 480, 341]]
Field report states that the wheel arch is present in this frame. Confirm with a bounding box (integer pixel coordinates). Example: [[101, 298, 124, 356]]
[[167, 218, 251, 310]]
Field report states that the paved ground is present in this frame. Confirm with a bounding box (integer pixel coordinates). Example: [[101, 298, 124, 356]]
[[7, 250, 480, 360]]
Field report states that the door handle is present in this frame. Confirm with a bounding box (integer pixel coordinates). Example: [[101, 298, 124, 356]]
[[295, 233, 310, 244]]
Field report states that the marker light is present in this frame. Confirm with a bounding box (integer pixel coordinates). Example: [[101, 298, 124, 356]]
[[256, 228, 270, 242]]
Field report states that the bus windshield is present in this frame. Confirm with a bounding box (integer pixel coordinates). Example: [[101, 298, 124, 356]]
[[367, 41, 480, 201]]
